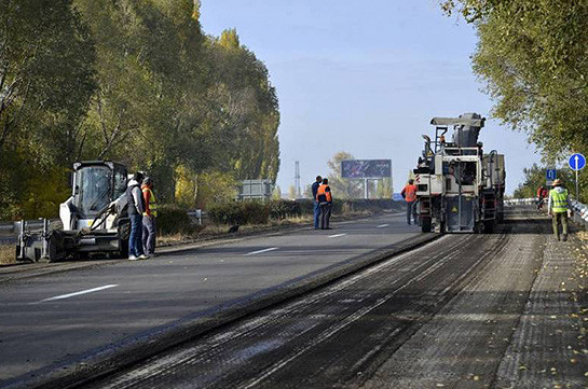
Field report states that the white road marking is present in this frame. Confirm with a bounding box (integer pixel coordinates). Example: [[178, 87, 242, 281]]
[[245, 247, 279, 256], [377, 224, 390, 228], [328, 233, 346, 238], [38, 284, 118, 303], [338, 221, 354, 225]]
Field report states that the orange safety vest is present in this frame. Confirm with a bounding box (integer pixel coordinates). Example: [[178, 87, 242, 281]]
[[316, 184, 332, 202], [402, 184, 417, 203]]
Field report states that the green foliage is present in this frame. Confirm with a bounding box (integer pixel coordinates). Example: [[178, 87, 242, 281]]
[[207, 198, 402, 226], [513, 164, 549, 199], [0, 0, 280, 220], [269, 200, 302, 219], [156, 205, 194, 235], [442, 0, 588, 200], [376, 178, 393, 199], [326, 152, 364, 199], [513, 164, 576, 199], [207, 201, 269, 225]]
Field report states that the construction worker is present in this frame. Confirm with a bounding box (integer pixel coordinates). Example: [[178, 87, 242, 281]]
[[547, 179, 573, 241], [401, 179, 418, 225], [537, 185, 548, 210], [126, 172, 147, 260], [141, 177, 157, 256], [311, 175, 322, 229], [316, 178, 332, 230]]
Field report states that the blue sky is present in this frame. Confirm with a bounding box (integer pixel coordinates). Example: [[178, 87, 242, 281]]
[[200, 0, 541, 195]]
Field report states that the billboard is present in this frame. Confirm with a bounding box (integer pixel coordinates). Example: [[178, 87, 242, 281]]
[[341, 159, 392, 179]]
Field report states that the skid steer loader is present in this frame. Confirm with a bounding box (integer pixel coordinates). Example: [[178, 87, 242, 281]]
[[15, 161, 131, 262]]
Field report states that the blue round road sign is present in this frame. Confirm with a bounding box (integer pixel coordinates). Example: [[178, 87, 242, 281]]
[[569, 153, 586, 171]]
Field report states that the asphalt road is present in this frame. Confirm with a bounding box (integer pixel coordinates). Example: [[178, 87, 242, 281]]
[[78, 208, 588, 389], [0, 212, 422, 386]]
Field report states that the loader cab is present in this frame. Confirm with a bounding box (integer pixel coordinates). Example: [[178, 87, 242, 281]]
[[71, 161, 128, 219]]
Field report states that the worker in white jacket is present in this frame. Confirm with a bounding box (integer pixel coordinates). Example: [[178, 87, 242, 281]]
[[126, 172, 147, 260]]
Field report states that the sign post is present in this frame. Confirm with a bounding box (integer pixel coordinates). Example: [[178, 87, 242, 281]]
[[568, 153, 586, 201], [341, 159, 392, 199]]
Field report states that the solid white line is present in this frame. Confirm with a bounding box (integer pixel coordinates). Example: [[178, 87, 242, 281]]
[[245, 247, 279, 256], [39, 284, 118, 303], [377, 224, 390, 228], [328, 233, 346, 238]]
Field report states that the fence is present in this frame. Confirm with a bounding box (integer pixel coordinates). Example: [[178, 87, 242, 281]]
[[504, 197, 588, 228], [503, 198, 536, 205], [571, 200, 588, 227]]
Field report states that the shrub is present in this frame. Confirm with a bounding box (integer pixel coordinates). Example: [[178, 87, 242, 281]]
[[208, 202, 245, 225], [242, 202, 270, 224], [269, 200, 302, 219], [157, 206, 194, 235]]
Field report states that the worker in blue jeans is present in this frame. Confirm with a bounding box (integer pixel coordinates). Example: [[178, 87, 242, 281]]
[[311, 175, 322, 229], [126, 172, 147, 260]]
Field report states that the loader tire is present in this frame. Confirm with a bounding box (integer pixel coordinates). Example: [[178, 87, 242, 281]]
[[119, 239, 129, 259], [484, 220, 495, 234]]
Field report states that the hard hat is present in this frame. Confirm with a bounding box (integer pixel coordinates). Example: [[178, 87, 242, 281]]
[[552, 179, 562, 186]]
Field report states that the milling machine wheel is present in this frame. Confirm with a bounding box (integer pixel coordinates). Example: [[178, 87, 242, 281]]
[[421, 217, 432, 233]]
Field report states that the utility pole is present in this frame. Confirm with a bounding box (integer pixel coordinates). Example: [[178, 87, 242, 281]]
[[295, 161, 301, 198]]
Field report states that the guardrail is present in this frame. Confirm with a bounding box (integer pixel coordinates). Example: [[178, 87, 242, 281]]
[[0, 219, 51, 246], [504, 198, 536, 205], [504, 197, 588, 228], [571, 200, 588, 227], [0, 222, 14, 234], [0, 222, 15, 245]]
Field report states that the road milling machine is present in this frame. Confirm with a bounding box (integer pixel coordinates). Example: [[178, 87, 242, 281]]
[[15, 161, 131, 262], [413, 113, 505, 233]]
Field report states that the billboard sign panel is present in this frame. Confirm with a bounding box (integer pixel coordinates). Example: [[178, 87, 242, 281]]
[[341, 159, 392, 179]]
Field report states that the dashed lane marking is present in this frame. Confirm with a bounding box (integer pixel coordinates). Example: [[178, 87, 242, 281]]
[[328, 233, 347, 238], [37, 284, 118, 303], [377, 224, 390, 228], [245, 247, 279, 256]]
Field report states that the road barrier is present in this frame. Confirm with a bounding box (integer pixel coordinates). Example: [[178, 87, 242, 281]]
[[504, 197, 588, 228], [571, 200, 588, 227], [0, 220, 49, 246], [504, 198, 535, 205]]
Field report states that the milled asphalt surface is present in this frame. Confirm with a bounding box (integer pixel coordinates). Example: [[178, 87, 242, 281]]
[[0, 213, 421, 387], [77, 207, 588, 389]]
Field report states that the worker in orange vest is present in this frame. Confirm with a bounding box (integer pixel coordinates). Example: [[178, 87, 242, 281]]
[[401, 179, 418, 225], [141, 177, 158, 256], [316, 178, 333, 230]]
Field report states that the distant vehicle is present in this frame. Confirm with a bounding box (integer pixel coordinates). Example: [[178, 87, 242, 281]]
[[412, 113, 506, 233], [15, 161, 131, 262]]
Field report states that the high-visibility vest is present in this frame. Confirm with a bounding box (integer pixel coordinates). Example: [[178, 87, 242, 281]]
[[142, 187, 158, 217], [550, 188, 569, 213], [403, 184, 417, 203], [316, 184, 332, 203]]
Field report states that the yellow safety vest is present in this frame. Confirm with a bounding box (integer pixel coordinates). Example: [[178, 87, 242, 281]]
[[550, 188, 569, 213], [142, 187, 158, 217]]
